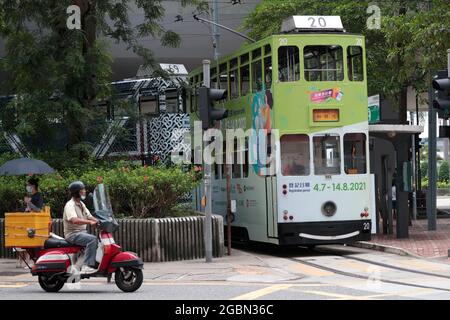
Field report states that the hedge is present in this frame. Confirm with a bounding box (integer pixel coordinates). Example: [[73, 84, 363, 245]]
[[0, 163, 199, 219]]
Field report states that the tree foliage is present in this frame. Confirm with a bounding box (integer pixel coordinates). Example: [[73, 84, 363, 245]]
[[439, 160, 449, 182], [0, 0, 207, 154], [243, 0, 450, 121]]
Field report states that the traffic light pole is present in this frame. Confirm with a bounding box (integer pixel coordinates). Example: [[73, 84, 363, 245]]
[[410, 111, 418, 220], [427, 74, 437, 231], [202, 60, 213, 263]]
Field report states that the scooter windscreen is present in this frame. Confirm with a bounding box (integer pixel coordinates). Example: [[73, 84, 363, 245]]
[[93, 183, 119, 233]]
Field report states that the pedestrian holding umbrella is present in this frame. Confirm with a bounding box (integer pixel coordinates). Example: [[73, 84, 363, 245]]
[[0, 157, 55, 268]]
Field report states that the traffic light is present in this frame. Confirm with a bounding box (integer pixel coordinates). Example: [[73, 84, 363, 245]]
[[415, 135, 422, 150], [198, 86, 229, 130], [433, 70, 450, 119]]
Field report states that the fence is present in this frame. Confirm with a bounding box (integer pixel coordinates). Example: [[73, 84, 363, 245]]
[[0, 215, 224, 262]]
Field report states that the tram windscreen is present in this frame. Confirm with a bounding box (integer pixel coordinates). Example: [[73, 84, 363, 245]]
[[313, 134, 341, 175], [281, 134, 310, 176], [344, 133, 367, 174]]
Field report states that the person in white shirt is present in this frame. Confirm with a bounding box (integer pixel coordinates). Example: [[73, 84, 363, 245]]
[[63, 181, 99, 274]]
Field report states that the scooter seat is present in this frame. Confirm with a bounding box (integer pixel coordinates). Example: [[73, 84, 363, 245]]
[[44, 238, 77, 249]]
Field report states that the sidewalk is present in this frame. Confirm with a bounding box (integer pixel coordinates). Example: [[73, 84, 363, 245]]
[[362, 218, 450, 258], [0, 249, 306, 284]]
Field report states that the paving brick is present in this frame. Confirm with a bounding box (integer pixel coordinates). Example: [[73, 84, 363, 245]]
[[370, 219, 450, 258]]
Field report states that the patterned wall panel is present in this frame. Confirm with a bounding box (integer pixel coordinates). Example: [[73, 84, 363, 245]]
[[147, 113, 190, 164]]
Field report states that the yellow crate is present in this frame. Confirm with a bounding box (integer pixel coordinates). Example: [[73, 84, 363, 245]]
[[4, 207, 51, 248]]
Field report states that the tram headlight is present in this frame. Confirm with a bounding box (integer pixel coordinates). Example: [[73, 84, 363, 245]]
[[321, 201, 337, 217]]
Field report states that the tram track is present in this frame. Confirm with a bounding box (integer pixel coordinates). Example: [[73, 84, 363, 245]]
[[313, 247, 450, 280], [284, 248, 450, 293]]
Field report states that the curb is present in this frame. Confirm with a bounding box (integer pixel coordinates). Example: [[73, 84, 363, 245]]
[[351, 241, 424, 259]]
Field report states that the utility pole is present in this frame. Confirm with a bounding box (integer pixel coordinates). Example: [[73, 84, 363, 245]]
[[410, 111, 418, 220], [212, 0, 220, 62], [203, 59, 213, 263], [428, 75, 437, 231], [210, 0, 231, 255]]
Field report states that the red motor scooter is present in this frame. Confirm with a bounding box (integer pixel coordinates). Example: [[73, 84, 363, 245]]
[[22, 184, 143, 293]]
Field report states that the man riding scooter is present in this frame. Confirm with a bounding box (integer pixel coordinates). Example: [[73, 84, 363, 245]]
[[63, 181, 99, 274]]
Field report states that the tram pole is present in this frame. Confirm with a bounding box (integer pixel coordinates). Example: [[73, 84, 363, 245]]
[[203, 59, 213, 263]]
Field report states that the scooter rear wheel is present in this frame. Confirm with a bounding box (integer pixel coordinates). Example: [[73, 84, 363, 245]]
[[38, 275, 66, 292], [115, 267, 143, 292]]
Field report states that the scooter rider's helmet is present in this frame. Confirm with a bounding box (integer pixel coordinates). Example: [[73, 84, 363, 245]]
[[69, 181, 85, 198]]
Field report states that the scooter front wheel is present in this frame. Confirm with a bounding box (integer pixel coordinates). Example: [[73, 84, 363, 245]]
[[115, 267, 143, 292], [38, 275, 66, 292]]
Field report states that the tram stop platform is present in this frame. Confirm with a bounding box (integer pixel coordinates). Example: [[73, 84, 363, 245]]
[[355, 218, 450, 259]]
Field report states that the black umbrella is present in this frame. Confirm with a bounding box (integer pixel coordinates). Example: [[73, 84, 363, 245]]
[[0, 158, 55, 176]]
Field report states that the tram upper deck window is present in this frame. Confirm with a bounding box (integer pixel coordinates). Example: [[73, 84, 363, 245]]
[[219, 63, 228, 91], [264, 56, 272, 89], [240, 64, 250, 96], [344, 133, 366, 174], [252, 59, 262, 92], [140, 95, 158, 115], [252, 48, 262, 60], [240, 53, 249, 65], [281, 134, 310, 176], [304, 45, 344, 81], [347, 46, 364, 81], [165, 90, 178, 113], [313, 134, 341, 175], [229, 68, 239, 98], [230, 58, 238, 69], [229, 58, 239, 98], [211, 67, 218, 89], [278, 46, 300, 82]]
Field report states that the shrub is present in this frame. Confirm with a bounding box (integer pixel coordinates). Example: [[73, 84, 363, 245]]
[[420, 161, 428, 180], [437, 181, 450, 188], [439, 161, 449, 182], [0, 164, 199, 219]]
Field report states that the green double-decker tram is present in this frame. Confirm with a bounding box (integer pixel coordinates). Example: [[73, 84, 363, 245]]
[[189, 16, 372, 246]]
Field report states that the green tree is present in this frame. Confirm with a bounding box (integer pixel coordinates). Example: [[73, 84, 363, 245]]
[[0, 0, 207, 155], [439, 160, 449, 182], [243, 0, 450, 123], [420, 161, 428, 180]]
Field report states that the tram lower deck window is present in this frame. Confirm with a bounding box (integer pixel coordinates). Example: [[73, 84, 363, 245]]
[[281, 134, 310, 176], [344, 133, 367, 174], [313, 134, 341, 175]]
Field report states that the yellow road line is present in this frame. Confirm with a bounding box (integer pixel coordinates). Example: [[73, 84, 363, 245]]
[[340, 260, 387, 273], [288, 263, 334, 277], [302, 290, 360, 299], [142, 281, 329, 287], [0, 283, 28, 288], [230, 284, 293, 300]]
